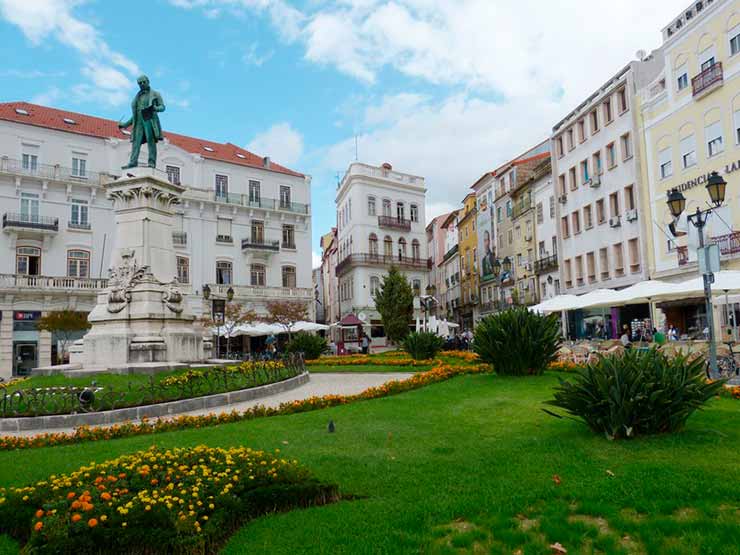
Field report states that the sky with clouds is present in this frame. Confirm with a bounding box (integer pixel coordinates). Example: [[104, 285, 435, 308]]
[[0, 0, 683, 268]]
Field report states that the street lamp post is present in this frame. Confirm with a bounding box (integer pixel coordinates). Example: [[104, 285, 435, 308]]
[[666, 171, 729, 378], [202, 284, 234, 359]]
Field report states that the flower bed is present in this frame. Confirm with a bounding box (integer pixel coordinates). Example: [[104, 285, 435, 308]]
[[307, 350, 479, 367], [0, 445, 337, 554], [0, 362, 490, 451], [0, 359, 303, 418]]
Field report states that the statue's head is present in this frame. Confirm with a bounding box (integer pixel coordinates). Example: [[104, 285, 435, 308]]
[[136, 75, 150, 91]]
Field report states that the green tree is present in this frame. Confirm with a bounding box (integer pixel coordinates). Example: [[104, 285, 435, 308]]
[[263, 300, 309, 340], [373, 266, 414, 344], [36, 310, 91, 364]]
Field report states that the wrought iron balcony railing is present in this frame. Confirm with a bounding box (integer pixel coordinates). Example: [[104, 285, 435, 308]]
[[534, 254, 558, 274], [336, 253, 429, 275], [241, 238, 280, 251], [3, 212, 58, 232], [378, 215, 411, 231], [213, 192, 310, 214], [692, 62, 723, 97]]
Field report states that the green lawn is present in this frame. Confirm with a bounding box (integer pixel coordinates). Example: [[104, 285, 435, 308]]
[[0, 372, 738, 554]]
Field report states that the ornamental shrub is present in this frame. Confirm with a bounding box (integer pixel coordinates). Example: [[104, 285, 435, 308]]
[[0, 445, 338, 554], [402, 332, 445, 360], [285, 332, 328, 360], [544, 349, 725, 439], [473, 307, 561, 375]]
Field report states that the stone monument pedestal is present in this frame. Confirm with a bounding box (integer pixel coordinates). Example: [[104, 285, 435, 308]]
[[77, 167, 204, 373]]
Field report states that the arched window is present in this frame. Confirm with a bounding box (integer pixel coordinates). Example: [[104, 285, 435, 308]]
[[411, 239, 420, 261], [251, 263, 266, 286], [281, 265, 296, 288], [67, 250, 90, 278], [368, 196, 376, 216], [370, 276, 380, 295], [16, 246, 41, 276], [216, 261, 232, 284], [382, 199, 392, 217], [384, 236, 393, 257], [369, 233, 378, 256], [398, 237, 407, 259]]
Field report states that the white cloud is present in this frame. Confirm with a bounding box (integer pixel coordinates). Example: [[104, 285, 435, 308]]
[[312, 251, 322, 269], [247, 123, 304, 167], [0, 0, 140, 107], [31, 86, 62, 106], [322, 93, 556, 218], [243, 42, 274, 67]]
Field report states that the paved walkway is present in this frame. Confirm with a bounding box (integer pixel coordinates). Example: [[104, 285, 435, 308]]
[[3, 372, 413, 437]]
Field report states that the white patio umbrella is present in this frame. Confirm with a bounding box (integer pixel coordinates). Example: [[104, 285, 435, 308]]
[[530, 294, 579, 313], [428, 315, 438, 334], [571, 288, 625, 310], [673, 270, 740, 297], [438, 318, 450, 337], [291, 321, 330, 332], [610, 280, 688, 305]]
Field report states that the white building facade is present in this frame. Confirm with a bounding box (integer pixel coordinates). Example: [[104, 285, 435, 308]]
[[0, 102, 312, 377], [552, 58, 663, 297], [532, 167, 561, 301], [334, 162, 428, 344]]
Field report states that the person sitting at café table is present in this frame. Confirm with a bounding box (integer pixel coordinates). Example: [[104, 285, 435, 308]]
[[620, 325, 632, 348]]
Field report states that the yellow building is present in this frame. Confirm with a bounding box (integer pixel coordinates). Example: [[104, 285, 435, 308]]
[[639, 0, 740, 335], [457, 193, 478, 329]]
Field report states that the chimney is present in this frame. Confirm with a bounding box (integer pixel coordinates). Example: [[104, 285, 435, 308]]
[[263, 156, 271, 169]]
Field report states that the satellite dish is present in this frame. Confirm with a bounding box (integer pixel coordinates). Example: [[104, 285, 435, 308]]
[[358, 312, 367, 322]]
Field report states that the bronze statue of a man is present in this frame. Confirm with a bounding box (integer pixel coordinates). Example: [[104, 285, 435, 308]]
[[119, 75, 165, 169]]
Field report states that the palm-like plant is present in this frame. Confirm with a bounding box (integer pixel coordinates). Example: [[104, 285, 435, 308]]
[[473, 307, 561, 375], [544, 348, 725, 439]]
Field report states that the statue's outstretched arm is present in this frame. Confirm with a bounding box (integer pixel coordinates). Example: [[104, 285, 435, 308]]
[[119, 116, 133, 129]]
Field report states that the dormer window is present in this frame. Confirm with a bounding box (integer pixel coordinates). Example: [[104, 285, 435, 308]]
[[15, 108, 29, 116], [203, 146, 215, 152], [235, 153, 246, 159], [63, 118, 76, 125]]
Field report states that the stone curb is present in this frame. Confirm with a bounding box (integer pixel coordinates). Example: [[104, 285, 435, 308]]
[[0, 372, 310, 433]]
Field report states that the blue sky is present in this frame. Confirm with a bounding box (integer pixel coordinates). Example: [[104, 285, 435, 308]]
[[0, 0, 681, 266]]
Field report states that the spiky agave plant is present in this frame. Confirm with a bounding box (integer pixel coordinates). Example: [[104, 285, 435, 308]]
[[473, 307, 561, 375], [544, 348, 725, 439]]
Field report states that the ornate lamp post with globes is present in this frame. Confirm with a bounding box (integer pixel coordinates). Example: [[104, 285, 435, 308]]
[[666, 171, 729, 377]]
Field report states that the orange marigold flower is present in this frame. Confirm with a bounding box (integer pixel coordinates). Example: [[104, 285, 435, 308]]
[[101, 492, 112, 501], [88, 518, 98, 528], [34, 521, 43, 531], [70, 501, 81, 510], [71, 513, 82, 523], [35, 509, 44, 518], [67, 492, 76, 500]]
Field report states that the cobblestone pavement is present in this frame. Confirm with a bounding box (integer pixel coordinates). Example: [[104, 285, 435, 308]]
[[3, 372, 414, 437]]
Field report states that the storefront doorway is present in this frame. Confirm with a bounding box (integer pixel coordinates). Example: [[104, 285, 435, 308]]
[[13, 342, 37, 376]]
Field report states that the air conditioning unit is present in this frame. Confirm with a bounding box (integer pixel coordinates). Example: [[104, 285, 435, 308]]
[[625, 209, 638, 222], [558, 194, 568, 204], [524, 233, 532, 242], [524, 262, 532, 272], [609, 216, 621, 228], [590, 175, 601, 188]]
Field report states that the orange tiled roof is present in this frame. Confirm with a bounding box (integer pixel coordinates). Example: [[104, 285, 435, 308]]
[[0, 101, 304, 178]]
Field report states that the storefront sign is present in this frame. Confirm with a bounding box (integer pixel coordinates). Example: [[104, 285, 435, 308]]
[[13, 311, 40, 321], [674, 160, 740, 192]]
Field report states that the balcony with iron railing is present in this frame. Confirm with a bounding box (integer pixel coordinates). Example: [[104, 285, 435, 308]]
[[692, 62, 723, 98], [0, 274, 108, 292], [241, 237, 280, 252], [3, 212, 58, 232], [0, 156, 108, 186], [534, 254, 558, 274], [336, 253, 430, 275], [172, 231, 187, 246], [378, 215, 412, 231], [213, 192, 310, 215], [68, 220, 91, 231], [511, 200, 533, 220], [676, 231, 740, 266]]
